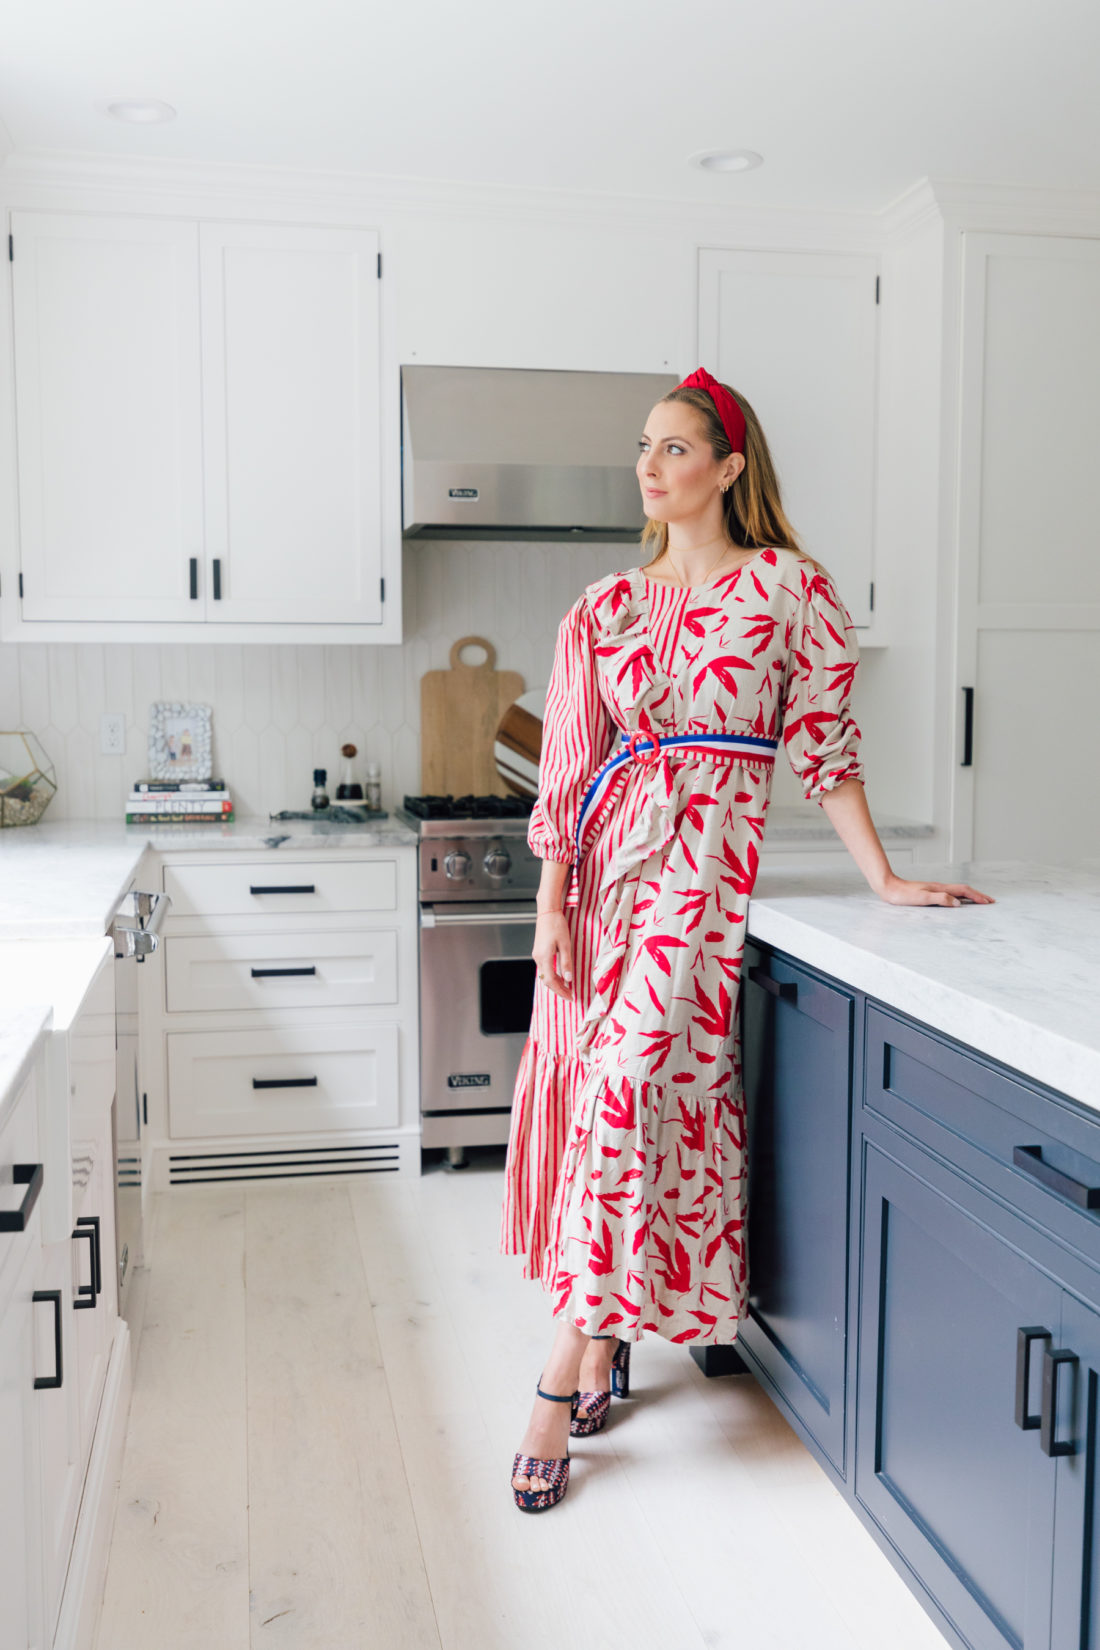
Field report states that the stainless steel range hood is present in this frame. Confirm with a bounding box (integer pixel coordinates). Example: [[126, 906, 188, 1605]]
[[401, 365, 679, 541]]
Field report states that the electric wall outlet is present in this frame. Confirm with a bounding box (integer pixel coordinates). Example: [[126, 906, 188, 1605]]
[[100, 713, 126, 756]]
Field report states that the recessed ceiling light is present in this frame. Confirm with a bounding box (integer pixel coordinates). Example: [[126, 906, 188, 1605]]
[[105, 100, 177, 125], [691, 149, 763, 174]]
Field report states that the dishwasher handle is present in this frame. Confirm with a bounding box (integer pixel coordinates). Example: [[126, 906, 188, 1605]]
[[112, 889, 172, 958]]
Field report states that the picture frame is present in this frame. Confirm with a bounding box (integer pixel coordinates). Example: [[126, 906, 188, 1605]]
[[147, 702, 214, 781]]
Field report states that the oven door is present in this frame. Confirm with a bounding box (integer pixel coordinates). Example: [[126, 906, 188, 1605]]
[[419, 901, 536, 1147]]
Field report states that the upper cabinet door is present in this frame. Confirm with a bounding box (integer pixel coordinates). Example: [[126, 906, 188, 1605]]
[[698, 249, 878, 628], [11, 212, 205, 622], [199, 224, 383, 624]]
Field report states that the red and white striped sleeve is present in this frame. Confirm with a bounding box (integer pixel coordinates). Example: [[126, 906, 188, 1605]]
[[528, 595, 615, 863]]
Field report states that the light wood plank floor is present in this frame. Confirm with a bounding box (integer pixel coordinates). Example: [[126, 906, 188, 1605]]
[[94, 1156, 951, 1650]]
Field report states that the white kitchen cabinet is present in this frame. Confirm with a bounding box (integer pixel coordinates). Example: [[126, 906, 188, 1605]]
[[7, 211, 386, 640], [199, 223, 382, 624], [167, 1023, 400, 1137], [147, 847, 421, 1185], [952, 231, 1100, 862], [165, 929, 399, 1013], [10, 212, 205, 625], [0, 1063, 46, 1650], [698, 248, 879, 628]]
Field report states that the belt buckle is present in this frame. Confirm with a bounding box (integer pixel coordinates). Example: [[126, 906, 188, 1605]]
[[627, 731, 661, 768]]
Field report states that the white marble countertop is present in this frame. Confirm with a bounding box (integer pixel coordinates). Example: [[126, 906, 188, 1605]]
[[747, 860, 1100, 1113], [0, 816, 418, 939]]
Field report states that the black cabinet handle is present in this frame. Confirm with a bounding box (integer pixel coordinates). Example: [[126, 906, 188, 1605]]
[[252, 1076, 318, 1090], [1040, 1345, 1078, 1457], [1012, 1145, 1100, 1210], [32, 1290, 63, 1389], [961, 686, 974, 767], [250, 966, 317, 978], [748, 966, 797, 1002], [76, 1214, 102, 1299], [72, 1227, 97, 1309], [212, 558, 222, 600], [249, 885, 316, 896], [189, 557, 199, 599], [1014, 1326, 1051, 1429], [0, 1163, 44, 1232]]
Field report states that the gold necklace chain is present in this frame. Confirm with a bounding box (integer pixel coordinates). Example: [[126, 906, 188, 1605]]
[[666, 539, 734, 588]]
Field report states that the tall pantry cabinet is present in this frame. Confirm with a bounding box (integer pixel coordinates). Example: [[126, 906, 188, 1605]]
[[5, 212, 385, 640]]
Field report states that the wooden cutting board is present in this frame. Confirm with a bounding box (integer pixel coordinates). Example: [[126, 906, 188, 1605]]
[[420, 637, 524, 797]]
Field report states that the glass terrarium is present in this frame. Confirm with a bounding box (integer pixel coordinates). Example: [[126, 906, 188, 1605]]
[[0, 731, 58, 827]]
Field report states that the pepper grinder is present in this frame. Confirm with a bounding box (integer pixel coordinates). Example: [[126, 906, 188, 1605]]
[[336, 743, 364, 801], [311, 768, 330, 810]]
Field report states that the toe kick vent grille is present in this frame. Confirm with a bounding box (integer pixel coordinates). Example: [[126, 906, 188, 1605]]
[[168, 1143, 400, 1185]]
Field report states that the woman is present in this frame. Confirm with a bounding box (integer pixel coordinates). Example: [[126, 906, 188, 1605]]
[[501, 368, 992, 1513]]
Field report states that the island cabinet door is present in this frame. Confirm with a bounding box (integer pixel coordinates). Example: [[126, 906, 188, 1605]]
[[857, 1136, 1060, 1650], [738, 942, 854, 1475], [1051, 1293, 1100, 1650]]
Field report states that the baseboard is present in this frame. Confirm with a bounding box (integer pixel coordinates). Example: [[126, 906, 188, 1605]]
[[53, 1319, 133, 1650]]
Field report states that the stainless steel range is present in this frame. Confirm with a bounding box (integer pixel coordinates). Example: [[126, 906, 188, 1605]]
[[399, 795, 541, 1164]]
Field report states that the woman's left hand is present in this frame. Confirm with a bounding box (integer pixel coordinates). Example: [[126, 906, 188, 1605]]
[[877, 874, 995, 908]]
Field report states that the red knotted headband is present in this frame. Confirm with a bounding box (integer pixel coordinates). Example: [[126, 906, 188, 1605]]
[[675, 367, 746, 457]]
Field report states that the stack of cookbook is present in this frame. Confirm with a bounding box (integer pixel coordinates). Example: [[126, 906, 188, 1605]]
[[125, 778, 234, 825]]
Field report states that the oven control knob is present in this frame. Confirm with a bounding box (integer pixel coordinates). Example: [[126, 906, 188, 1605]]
[[443, 850, 472, 881], [483, 846, 512, 878]]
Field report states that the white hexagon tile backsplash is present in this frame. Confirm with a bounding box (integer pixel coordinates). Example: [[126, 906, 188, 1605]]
[[0, 540, 628, 821]]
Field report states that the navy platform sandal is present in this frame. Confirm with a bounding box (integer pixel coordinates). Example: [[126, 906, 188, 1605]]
[[512, 1384, 580, 1513], [570, 1336, 631, 1437]]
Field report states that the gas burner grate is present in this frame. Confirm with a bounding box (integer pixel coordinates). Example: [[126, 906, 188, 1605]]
[[404, 793, 535, 820]]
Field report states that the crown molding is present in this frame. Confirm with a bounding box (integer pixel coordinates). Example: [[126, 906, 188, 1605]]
[[0, 148, 890, 248], [928, 176, 1100, 235]]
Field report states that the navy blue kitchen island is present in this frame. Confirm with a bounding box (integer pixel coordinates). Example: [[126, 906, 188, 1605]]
[[699, 862, 1100, 1650]]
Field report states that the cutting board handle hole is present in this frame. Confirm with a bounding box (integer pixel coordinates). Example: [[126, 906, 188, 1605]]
[[451, 636, 496, 670]]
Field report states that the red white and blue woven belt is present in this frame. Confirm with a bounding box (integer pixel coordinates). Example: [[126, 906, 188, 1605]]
[[574, 730, 778, 857]]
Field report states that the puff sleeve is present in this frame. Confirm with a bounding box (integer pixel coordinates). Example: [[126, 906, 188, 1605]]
[[781, 568, 864, 803], [528, 596, 616, 863]]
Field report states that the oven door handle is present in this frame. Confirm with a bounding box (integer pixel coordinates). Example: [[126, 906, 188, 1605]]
[[421, 908, 537, 928]]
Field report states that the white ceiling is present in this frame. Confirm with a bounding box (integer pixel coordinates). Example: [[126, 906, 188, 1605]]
[[1, 0, 1097, 213]]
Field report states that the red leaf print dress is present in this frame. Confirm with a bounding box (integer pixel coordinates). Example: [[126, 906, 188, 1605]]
[[499, 549, 863, 1345]]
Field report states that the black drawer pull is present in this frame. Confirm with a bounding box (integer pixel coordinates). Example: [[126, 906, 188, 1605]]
[[75, 1214, 102, 1299], [32, 1290, 63, 1389], [212, 557, 222, 600], [252, 1076, 318, 1090], [1014, 1326, 1051, 1429], [189, 556, 199, 599], [73, 1227, 97, 1309], [748, 966, 797, 1002], [1012, 1145, 1100, 1210], [0, 1163, 44, 1232], [249, 885, 317, 896], [1040, 1345, 1078, 1458], [250, 966, 317, 979]]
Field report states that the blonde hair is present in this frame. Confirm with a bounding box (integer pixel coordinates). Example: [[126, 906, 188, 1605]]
[[642, 383, 828, 576]]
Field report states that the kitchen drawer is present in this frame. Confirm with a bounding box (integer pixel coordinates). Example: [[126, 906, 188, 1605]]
[[165, 930, 399, 1013], [865, 1003, 1100, 1264], [163, 859, 397, 918], [0, 1069, 42, 1300], [167, 1025, 399, 1137]]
